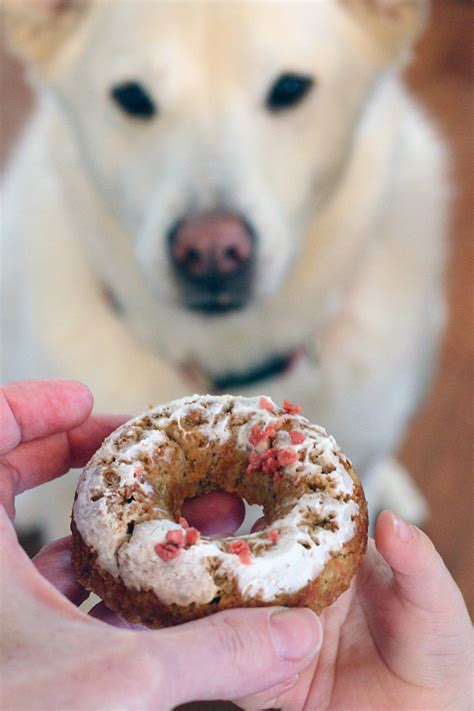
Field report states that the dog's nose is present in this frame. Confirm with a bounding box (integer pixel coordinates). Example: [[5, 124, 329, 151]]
[[168, 212, 255, 314], [169, 212, 253, 280]]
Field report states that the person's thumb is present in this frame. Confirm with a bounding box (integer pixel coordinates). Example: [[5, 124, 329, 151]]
[[361, 510, 471, 697], [141, 606, 322, 708], [375, 510, 468, 620]]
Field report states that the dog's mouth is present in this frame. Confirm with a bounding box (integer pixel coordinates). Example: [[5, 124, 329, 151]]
[[186, 300, 248, 315], [172, 258, 255, 316], [178, 280, 253, 316]]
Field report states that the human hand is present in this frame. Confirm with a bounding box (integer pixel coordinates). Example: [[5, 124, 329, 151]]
[[0, 380, 322, 710], [235, 511, 473, 710]]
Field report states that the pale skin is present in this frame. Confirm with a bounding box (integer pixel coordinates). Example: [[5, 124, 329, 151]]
[[0, 381, 471, 710]]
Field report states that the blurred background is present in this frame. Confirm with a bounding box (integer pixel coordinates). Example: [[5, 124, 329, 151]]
[[1, 0, 472, 628]]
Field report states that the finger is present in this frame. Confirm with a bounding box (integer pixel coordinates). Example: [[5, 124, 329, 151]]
[[181, 491, 245, 535], [375, 510, 469, 619], [234, 674, 300, 710], [251, 515, 268, 533], [359, 510, 472, 692], [234, 653, 320, 710], [0, 505, 87, 622], [1, 413, 129, 516], [143, 607, 322, 706], [88, 601, 150, 631], [0, 380, 93, 455], [67, 413, 130, 467], [33, 536, 89, 606]]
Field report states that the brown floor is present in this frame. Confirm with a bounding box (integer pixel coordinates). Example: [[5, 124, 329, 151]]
[[1, 3, 472, 709], [401, 0, 474, 617]]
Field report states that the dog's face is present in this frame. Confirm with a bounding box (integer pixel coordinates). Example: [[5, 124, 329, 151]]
[[49, 2, 377, 313], [6, 0, 427, 364]]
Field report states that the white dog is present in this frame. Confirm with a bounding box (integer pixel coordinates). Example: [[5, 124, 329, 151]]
[[2, 0, 448, 541]]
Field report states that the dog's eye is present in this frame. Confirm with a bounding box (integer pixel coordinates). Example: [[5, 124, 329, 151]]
[[110, 81, 157, 119], [266, 73, 314, 112]]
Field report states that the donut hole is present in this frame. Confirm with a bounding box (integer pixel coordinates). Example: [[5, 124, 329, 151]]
[[168, 463, 282, 536], [148, 423, 288, 535], [181, 491, 246, 536], [234, 503, 265, 535]]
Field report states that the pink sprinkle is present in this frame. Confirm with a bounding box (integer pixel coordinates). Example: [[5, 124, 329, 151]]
[[259, 396, 274, 411], [155, 543, 181, 561], [263, 425, 276, 439], [277, 449, 298, 467], [262, 424, 276, 440], [268, 529, 279, 544], [249, 424, 265, 446], [246, 451, 262, 475], [249, 420, 285, 448], [261, 447, 279, 461], [283, 399, 302, 415], [263, 457, 280, 474], [289, 430, 305, 444], [179, 516, 189, 529], [134, 466, 143, 477], [185, 527, 200, 546], [228, 540, 252, 565], [166, 529, 185, 548]]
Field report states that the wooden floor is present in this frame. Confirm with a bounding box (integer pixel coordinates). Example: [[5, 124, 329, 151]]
[[1, 0, 472, 645], [401, 0, 474, 617]]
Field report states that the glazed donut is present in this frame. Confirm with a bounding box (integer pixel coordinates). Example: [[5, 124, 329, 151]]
[[71, 394, 367, 627]]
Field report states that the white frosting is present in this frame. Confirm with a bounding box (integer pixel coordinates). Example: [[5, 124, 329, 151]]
[[74, 394, 361, 606], [118, 520, 221, 606]]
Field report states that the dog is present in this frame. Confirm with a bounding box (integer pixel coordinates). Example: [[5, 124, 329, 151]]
[[2, 0, 448, 542]]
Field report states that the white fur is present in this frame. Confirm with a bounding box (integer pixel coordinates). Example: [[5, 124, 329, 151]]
[[1, 0, 448, 540]]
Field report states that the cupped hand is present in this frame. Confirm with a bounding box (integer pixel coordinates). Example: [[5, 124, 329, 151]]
[[0, 380, 321, 710], [235, 512, 472, 710]]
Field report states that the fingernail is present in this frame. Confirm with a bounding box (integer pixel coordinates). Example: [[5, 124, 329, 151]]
[[393, 512, 414, 543], [270, 608, 322, 661]]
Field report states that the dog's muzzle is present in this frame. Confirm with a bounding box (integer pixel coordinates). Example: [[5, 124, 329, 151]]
[[167, 211, 255, 315]]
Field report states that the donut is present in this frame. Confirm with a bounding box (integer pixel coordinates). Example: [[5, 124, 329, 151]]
[[71, 394, 367, 627]]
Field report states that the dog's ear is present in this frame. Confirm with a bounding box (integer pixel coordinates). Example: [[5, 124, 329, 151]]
[[2, 0, 90, 69], [341, 0, 429, 62]]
